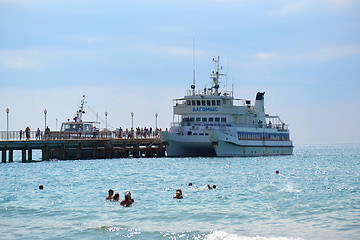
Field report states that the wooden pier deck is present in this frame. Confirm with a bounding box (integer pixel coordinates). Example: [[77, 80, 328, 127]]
[[0, 138, 165, 163]]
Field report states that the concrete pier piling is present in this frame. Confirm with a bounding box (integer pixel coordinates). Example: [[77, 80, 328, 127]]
[[0, 138, 165, 163]]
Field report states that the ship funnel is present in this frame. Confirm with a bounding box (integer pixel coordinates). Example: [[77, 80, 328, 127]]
[[254, 92, 266, 125]]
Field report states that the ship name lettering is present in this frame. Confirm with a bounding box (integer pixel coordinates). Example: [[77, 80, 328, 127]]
[[192, 107, 218, 112]]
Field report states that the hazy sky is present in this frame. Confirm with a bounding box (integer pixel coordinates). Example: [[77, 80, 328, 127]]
[[1, 0, 359, 143]]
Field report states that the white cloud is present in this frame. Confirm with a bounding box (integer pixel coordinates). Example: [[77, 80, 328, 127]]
[[253, 45, 360, 62], [312, 45, 360, 61], [268, 2, 307, 16], [135, 44, 204, 59], [69, 35, 110, 44], [254, 53, 285, 60], [267, 0, 358, 16], [0, 49, 44, 70]]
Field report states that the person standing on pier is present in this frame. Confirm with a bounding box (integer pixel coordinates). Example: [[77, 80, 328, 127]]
[[19, 130, 23, 140], [45, 126, 50, 139], [25, 127, 31, 140], [36, 128, 41, 140]]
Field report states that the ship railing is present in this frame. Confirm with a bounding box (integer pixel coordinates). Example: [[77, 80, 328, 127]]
[[173, 97, 248, 107], [0, 130, 161, 141], [170, 122, 289, 131], [185, 89, 234, 97]]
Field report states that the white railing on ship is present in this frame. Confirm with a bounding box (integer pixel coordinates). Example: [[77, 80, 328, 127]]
[[170, 122, 289, 131], [0, 131, 161, 141]]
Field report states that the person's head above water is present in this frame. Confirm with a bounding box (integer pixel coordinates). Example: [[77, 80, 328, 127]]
[[113, 193, 120, 201], [174, 189, 183, 199], [108, 189, 114, 195], [121, 191, 134, 207], [124, 191, 132, 200], [39, 185, 43, 190]]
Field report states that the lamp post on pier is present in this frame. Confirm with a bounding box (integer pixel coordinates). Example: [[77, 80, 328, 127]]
[[105, 111, 108, 137], [131, 112, 134, 129], [6, 108, 9, 140], [44, 109, 47, 131], [155, 113, 158, 129]]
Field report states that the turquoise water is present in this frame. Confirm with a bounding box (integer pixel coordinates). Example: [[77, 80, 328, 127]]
[[0, 144, 359, 240]]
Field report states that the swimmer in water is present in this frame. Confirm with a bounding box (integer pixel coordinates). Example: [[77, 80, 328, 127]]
[[120, 191, 134, 207], [39, 185, 44, 190], [106, 189, 114, 200], [207, 184, 217, 189], [173, 189, 183, 199], [113, 193, 120, 201]]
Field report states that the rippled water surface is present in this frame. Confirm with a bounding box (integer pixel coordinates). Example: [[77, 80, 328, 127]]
[[1, 144, 359, 239]]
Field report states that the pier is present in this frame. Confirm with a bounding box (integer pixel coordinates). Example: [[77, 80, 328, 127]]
[[0, 131, 165, 163]]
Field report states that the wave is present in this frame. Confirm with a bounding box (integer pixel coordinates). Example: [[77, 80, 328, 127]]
[[205, 230, 302, 240], [95, 227, 302, 240]]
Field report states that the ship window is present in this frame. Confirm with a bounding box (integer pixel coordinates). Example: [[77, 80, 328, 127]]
[[196, 117, 201, 122], [217, 100, 221, 105], [187, 100, 190, 105], [215, 117, 220, 122], [221, 117, 226, 122], [197, 100, 201, 106], [209, 117, 214, 122], [207, 100, 211, 106], [202, 100, 205, 106], [205, 133, 209, 135], [192, 100, 195, 106], [193, 133, 198, 135], [189, 118, 194, 122], [202, 117, 207, 122], [212, 100, 216, 105], [188, 131, 192, 135]]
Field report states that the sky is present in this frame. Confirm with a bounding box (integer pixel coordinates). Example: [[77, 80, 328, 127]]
[[0, 0, 359, 143]]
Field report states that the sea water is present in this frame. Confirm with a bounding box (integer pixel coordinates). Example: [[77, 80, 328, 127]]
[[0, 143, 359, 240]]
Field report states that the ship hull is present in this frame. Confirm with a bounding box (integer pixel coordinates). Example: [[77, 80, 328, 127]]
[[210, 131, 293, 157], [160, 131, 216, 157]]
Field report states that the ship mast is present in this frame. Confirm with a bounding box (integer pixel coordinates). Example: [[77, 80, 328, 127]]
[[211, 56, 225, 95], [76, 95, 86, 122], [191, 38, 196, 95]]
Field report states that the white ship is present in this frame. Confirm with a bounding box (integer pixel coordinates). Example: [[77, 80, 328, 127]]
[[161, 56, 293, 157]]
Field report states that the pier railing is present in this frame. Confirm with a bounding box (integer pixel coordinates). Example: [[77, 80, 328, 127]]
[[0, 130, 161, 141]]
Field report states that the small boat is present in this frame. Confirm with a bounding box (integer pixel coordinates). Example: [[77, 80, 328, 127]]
[[52, 96, 99, 139], [160, 56, 293, 157]]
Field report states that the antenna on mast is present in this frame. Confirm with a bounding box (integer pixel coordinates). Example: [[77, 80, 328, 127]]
[[191, 37, 196, 95], [76, 95, 86, 122], [210, 56, 225, 95]]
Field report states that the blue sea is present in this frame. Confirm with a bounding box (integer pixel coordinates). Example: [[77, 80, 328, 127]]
[[1, 143, 359, 240]]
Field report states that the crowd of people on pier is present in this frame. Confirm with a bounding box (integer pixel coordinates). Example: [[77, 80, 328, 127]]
[[116, 127, 164, 139], [14, 125, 165, 141], [18, 126, 51, 140]]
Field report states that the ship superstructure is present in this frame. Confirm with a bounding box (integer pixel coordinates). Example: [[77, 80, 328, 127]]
[[161, 57, 293, 157], [60, 95, 97, 136]]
